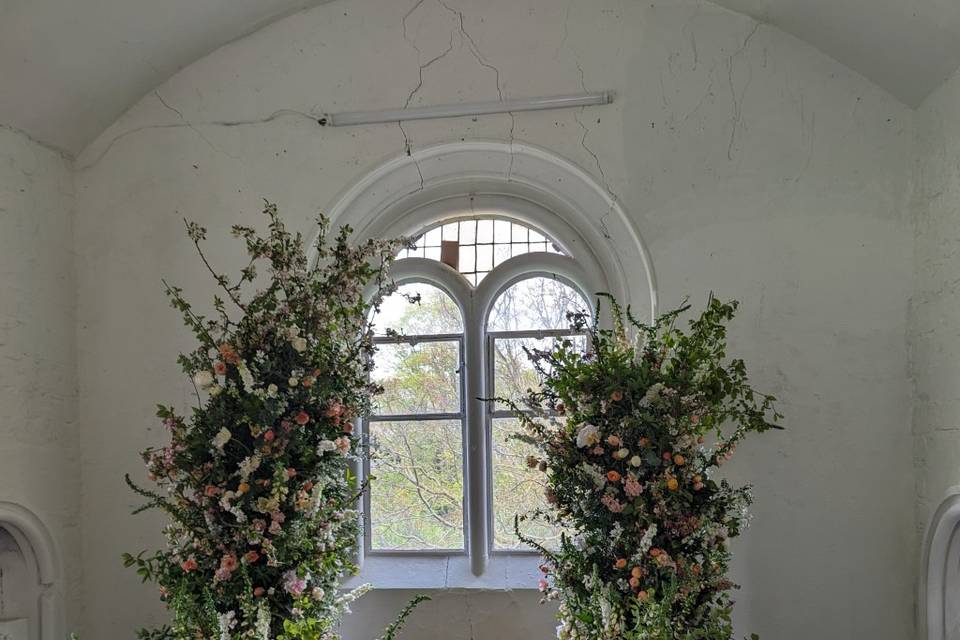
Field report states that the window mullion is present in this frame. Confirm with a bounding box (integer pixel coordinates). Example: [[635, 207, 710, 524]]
[[464, 289, 488, 576]]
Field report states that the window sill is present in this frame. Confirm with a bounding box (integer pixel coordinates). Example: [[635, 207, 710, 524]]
[[341, 554, 543, 591]]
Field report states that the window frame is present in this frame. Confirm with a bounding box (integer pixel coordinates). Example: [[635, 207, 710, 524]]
[[358, 232, 602, 584]]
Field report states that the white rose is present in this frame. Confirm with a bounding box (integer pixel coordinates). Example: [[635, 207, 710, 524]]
[[266, 384, 278, 398], [291, 337, 308, 353], [286, 325, 301, 339], [629, 455, 643, 467], [207, 347, 219, 359], [213, 427, 231, 450], [288, 377, 299, 387], [193, 370, 214, 389], [575, 424, 600, 448], [613, 448, 630, 460], [318, 440, 336, 453]]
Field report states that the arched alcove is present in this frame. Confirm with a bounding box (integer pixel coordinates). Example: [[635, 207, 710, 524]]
[[0, 504, 63, 640], [313, 140, 659, 322], [922, 493, 960, 639]]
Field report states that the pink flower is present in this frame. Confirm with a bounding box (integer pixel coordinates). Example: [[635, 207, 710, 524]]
[[334, 436, 351, 455], [180, 557, 197, 572], [601, 493, 624, 513], [324, 402, 344, 418], [624, 474, 644, 498], [538, 579, 549, 591], [220, 554, 238, 572], [283, 570, 308, 596], [295, 411, 310, 426], [263, 429, 275, 442], [213, 360, 227, 375]]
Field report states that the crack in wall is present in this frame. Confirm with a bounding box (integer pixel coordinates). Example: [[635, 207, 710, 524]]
[[397, 120, 425, 194], [153, 90, 237, 160], [726, 22, 761, 162], [571, 60, 618, 239], [397, 0, 514, 189], [403, 32, 456, 110], [438, 0, 503, 102], [0, 123, 73, 161], [76, 107, 319, 171]]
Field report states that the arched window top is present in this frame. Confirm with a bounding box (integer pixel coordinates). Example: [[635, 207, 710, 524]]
[[487, 277, 590, 332], [397, 216, 565, 286], [372, 282, 463, 336]]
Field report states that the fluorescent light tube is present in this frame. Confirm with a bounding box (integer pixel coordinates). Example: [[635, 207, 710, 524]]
[[324, 92, 613, 127]]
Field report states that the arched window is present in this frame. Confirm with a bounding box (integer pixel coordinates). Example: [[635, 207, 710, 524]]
[[364, 215, 593, 576]]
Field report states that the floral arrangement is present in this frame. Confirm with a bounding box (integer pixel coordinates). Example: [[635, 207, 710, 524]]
[[510, 296, 781, 640], [124, 203, 426, 640]]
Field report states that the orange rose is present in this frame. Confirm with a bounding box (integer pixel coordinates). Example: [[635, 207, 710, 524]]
[[607, 470, 621, 483], [614, 558, 627, 569]]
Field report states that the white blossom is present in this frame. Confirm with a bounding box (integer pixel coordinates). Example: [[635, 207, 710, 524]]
[[575, 423, 600, 448], [193, 370, 214, 390], [213, 427, 231, 450]]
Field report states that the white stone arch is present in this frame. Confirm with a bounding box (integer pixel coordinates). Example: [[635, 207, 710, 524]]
[[313, 140, 658, 322], [0, 503, 64, 640], [923, 491, 960, 640]]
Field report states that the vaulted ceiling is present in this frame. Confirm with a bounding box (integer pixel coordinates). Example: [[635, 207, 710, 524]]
[[3, 0, 960, 156], [711, 0, 960, 109]]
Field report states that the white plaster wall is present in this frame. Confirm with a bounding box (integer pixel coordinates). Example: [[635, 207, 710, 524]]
[[912, 65, 960, 607], [73, 0, 916, 638], [0, 127, 81, 633]]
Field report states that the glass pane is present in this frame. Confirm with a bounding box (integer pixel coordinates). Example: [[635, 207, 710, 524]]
[[369, 420, 465, 550], [394, 218, 569, 285], [425, 227, 442, 247], [492, 335, 586, 410], [477, 219, 494, 243], [492, 417, 565, 549], [476, 244, 493, 272], [442, 222, 459, 241], [372, 341, 460, 415], [372, 283, 463, 335], [494, 219, 511, 242], [459, 244, 476, 273], [487, 277, 589, 332], [459, 219, 476, 245]]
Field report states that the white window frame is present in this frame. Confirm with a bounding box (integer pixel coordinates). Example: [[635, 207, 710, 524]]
[[352, 227, 603, 589]]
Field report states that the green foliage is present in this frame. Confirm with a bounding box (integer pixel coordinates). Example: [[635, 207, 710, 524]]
[[504, 295, 782, 640], [125, 202, 425, 640]]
